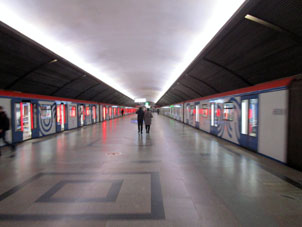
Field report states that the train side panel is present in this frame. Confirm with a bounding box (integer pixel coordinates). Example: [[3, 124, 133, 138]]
[[0, 98, 12, 143], [38, 101, 56, 137], [258, 90, 288, 162], [67, 103, 77, 129], [96, 104, 100, 122], [198, 100, 210, 133], [219, 96, 241, 145]]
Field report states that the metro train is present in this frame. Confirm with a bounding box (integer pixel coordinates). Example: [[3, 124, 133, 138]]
[[160, 76, 302, 170], [0, 90, 136, 144]]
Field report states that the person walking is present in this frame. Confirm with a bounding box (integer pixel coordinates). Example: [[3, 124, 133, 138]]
[[121, 109, 124, 116], [144, 108, 153, 133], [0, 106, 15, 156], [136, 107, 144, 133]]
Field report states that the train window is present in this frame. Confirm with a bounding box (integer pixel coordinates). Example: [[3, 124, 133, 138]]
[[41, 105, 52, 120], [15, 103, 21, 131], [195, 105, 199, 122], [92, 106, 96, 119], [249, 99, 258, 137], [70, 106, 76, 117], [241, 100, 248, 134], [210, 103, 215, 126], [223, 103, 234, 121], [103, 107, 106, 120], [86, 106, 90, 115], [201, 104, 208, 117], [56, 105, 61, 123]]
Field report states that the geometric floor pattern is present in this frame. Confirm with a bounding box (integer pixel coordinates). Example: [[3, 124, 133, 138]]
[[0, 172, 164, 220]]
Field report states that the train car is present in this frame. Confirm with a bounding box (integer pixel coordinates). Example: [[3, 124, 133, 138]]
[[160, 76, 299, 168], [0, 90, 136, 145]]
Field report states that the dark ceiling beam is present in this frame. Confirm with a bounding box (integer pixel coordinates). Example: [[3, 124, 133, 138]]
[[5, 59, 58, 89], [163, 93, 177, 102], [203, 57, 253, 86], [185, 74, 220, 93], [118, 96, 133, 105], [74, 83, 101, 99], [97, 90, 117, 102], [161, 94, 177, 104], [173, 87, 193, 100], [157, 91, 180, 105], [102, 92, 119, 103], [51, 74, 86, 96], [245, 14, 302, 45], [159, 95, 174, 104], [177, 81, 204, 97], [114, 96, 126, 105], [167, 92, 184, 103], [89, 87, 110, 100], [115, 96, 134, 106], [169, 89, 188, 101]]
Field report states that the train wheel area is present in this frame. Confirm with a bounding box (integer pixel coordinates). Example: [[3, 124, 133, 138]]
[[0, 114, 302, 226]]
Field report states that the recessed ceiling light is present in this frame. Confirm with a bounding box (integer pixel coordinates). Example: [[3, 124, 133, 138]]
[[49, 59, 58, 64], [245, 14, 283, 32]]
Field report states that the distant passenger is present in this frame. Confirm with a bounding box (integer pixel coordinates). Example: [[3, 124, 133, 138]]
[[136, 107, 144, 133], [121, 109, 124, 116], [0, 106, 15, 156], [157, 109, 160, 115], [144, 108, 153, 133]]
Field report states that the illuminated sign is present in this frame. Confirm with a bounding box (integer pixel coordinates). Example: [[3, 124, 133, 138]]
[[135, 98, 146, 103]]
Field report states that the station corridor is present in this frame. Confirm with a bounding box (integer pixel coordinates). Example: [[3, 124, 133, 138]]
[[0, 115, 302, 227]]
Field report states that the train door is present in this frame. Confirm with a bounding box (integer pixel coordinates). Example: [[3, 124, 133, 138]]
[[114, 107, 117, 118], [240, 95, 258, 151], [92, 105, 97, 123], [31, 101, 39, 138], [210, 102, 219, 135], [85, 105, 91, 125], [210, 102, 218, 135], [109, 107, 112, 119], [100, 105, 103, 121], [22, 102, 32, 140], [11, 100, 36, 143], [185, 104, 189, 124], [78, 105, 84, 127], [195, 102, 200, 128], [56, 103, 66, 132], [102, 106, 106, 121]]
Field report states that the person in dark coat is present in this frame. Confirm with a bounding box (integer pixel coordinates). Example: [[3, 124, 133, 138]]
[[144, 108, 153, 133], [121, 109, 124, 116], [0, 106, 15, 156], [136, 107, 144, 133]]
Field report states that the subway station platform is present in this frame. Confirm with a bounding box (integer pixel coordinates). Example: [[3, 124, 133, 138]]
[[0, 115, 302, 227]]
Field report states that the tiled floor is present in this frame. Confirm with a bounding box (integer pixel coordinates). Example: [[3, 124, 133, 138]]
[[0, 114, 301, 227]]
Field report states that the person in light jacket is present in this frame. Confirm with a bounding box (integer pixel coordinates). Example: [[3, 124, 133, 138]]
[[144, 108, 153, 133]]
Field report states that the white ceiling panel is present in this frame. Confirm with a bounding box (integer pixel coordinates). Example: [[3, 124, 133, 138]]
[[0, 0, 245, 102]]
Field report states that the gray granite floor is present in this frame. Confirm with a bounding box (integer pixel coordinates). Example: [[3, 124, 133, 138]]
[[0, 114, 301, 227]]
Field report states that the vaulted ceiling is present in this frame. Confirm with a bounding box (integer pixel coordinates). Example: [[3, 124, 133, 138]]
[[0, 22, 135, 106], [0, 0, 300, 107], [157, 0, 302, 106], [0, 0, 245, 103]]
